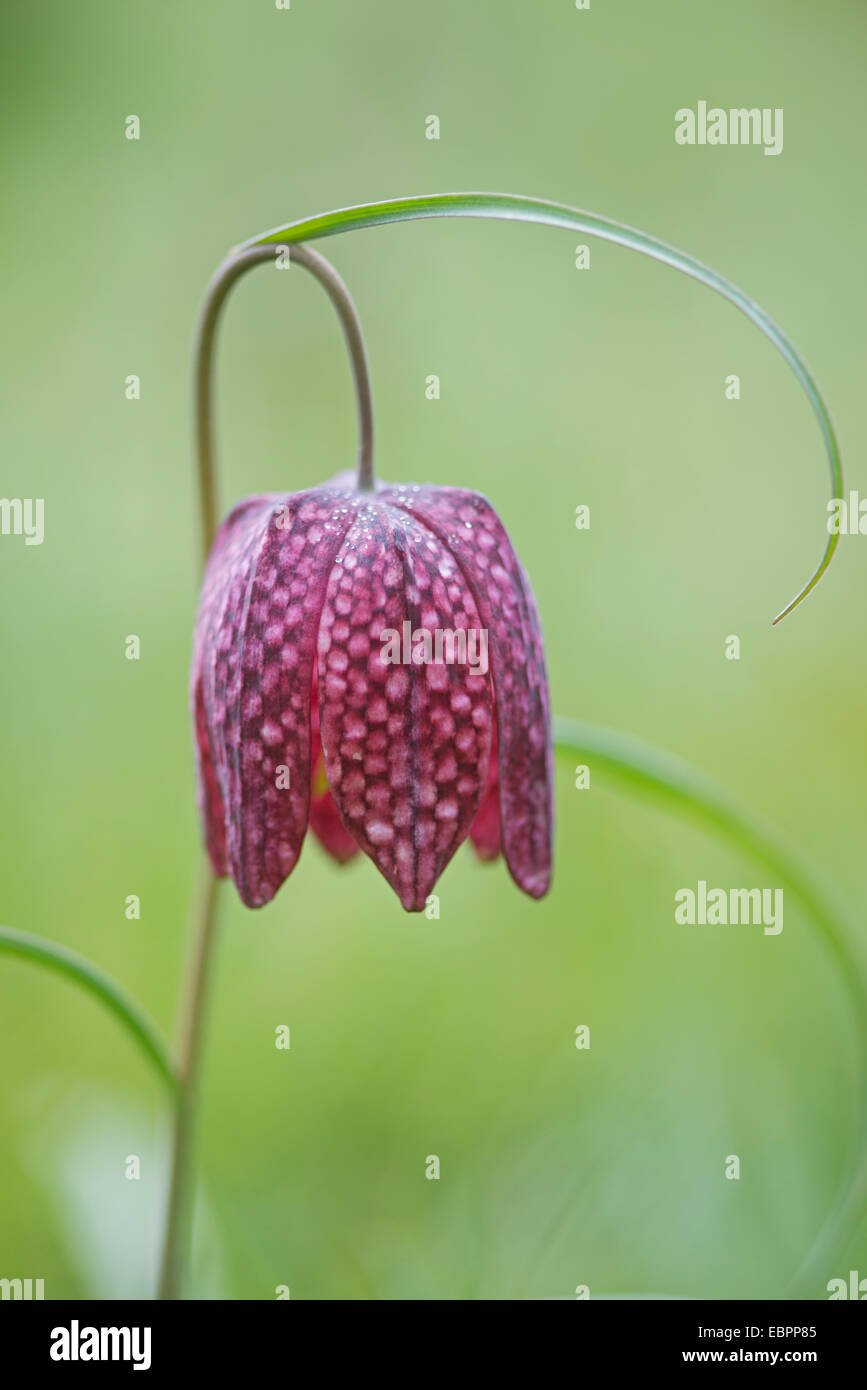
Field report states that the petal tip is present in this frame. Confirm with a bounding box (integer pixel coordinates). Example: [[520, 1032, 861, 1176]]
[[511, 864, 552, 900]]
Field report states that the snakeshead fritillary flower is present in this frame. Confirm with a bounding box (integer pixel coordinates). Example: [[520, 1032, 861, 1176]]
[[192, 477, 553, 911]]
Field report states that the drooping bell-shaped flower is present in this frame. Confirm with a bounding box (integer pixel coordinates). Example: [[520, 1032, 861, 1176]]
[[192, 476, 553, 911]]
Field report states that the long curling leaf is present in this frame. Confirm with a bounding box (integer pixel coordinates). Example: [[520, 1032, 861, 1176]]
[[236, 192, 842, 625]]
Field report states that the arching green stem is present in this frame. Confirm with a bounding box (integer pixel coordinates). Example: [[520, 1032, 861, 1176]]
[[553, 718, 867, 1297], [157, 240, 378, 1300], [157, 240, 378, 1299], [195, 241, 375, 563], [157, 861, 220, 1300], [237, 192, 842, 624]]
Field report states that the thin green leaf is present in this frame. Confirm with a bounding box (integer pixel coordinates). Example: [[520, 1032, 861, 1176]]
[[236, 192, 841, 623], [0, 924, 177, 1093], [553, 717, 867, 1296]]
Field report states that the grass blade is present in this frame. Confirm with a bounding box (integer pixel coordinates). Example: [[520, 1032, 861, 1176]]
[[0, 924, 177, 1093], [554, 717, 867, 1297]]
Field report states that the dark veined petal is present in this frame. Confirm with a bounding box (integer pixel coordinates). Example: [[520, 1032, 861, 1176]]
[[521, 560, 555, 872], [316, 500, 493, 910], [381, 485, 553, 898], [192, 495, 277, 877], [194, 485, 357, 906], [309, 678, 360, 864]]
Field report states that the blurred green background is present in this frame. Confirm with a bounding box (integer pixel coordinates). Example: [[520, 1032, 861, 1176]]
[[1, 0, 865, 1299]]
